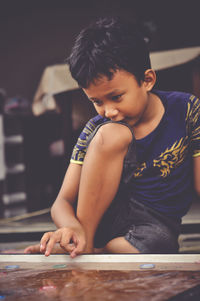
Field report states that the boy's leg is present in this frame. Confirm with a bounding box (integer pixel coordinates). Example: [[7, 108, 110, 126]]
[[76, 122, 133, 253], [104, 198, 181, 254], [105, 237, 140, 253], [94, 237, 140, 254]]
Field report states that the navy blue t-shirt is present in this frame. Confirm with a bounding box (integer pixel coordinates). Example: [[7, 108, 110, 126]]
[[70, 90, 200, 219]]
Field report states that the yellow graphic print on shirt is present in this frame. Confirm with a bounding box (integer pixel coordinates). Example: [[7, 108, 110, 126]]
[[134, 162, 147, 177], [153, 137, 189, 177], [186, 95, 200, 157], [133, 137, 189, 178], [134, 95, 200, 178], [71, 120, 96, 163]]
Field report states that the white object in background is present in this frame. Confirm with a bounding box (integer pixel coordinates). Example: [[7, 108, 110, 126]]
[[32, 47, 200, 116], [150, 46, 200, 70]]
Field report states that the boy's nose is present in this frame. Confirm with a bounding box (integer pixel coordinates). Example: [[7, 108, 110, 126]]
[[105, 107, 118, 119]]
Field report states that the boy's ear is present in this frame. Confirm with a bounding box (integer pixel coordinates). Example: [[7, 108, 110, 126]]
[[143, 69, 156, 91]]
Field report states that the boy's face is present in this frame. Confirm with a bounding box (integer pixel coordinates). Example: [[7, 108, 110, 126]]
[[83, 69, 155, 128]]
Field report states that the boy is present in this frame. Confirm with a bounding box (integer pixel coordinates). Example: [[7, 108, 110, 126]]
[[25, 17, 200, 258]]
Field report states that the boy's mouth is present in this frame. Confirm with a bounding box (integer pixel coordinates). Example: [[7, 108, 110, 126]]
[[110, 118, 125, 123]]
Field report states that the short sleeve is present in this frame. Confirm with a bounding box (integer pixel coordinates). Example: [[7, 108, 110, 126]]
[[70, 115, 108, 165], [187, 95, 200, 157]]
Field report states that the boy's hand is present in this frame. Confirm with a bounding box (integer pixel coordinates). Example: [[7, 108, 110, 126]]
[[40, 226, 86, 258]]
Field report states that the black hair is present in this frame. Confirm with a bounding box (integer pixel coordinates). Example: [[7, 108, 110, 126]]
[[67, 17, 151, 88]]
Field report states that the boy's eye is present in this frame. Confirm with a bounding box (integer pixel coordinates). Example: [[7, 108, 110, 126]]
[[93, 100, 102, 106], [112, 94, 123, 101]]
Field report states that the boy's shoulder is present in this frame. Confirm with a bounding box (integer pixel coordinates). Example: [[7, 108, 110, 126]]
[[85, 115, 109, 129], [154, 90, 199, 115], [154, 89, 193, 105], [78, 115, 108, 141]]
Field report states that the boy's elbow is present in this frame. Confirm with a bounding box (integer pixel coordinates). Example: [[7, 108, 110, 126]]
[[193, 177, 200, 197], [195, 186, 200, 198], [50, 200, 60, 221], [50, 203, 56, 220]]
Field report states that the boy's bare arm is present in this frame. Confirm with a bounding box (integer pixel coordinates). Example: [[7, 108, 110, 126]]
[[42, 163, 87, 257], [51, 163, 82, 228], [193, 155, 200, 197], [24, 163, 86, 257], [76, 123, 132, 252]]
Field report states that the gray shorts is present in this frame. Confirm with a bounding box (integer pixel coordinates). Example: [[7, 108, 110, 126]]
[[94, 194, 181, 253]]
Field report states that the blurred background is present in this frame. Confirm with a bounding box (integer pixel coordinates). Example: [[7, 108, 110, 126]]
[[0, 0, 200, 252]]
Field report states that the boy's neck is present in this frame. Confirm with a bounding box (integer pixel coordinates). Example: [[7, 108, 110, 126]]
[[132, 92, 165, 140]]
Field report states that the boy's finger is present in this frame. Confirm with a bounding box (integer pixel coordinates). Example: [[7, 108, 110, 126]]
[[59, 232, 74, 251], [44, 231, 64, 256], [40, 232, 53, 252], [72, 235, 78, 245], [24, 244, 41, 254], [70, 238, 86, 258], [70, 249, 77, 258], [65, 243, 75, 253], [24, 246, 31, 254], [45, 238, 58, 256], [42, 229, 74, 256]]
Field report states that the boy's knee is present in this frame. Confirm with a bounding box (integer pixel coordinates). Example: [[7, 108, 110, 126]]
[[89, 123, 133, 154]]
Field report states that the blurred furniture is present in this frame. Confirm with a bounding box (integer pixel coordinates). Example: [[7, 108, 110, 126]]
[[32, 46, 200, 119], [2, 114, 27, 218]]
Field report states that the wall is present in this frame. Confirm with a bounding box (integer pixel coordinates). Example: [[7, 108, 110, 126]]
[[0, 0, 200, 101]]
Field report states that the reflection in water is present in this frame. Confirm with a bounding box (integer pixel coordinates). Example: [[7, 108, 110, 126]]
[[0, 268, 200, 300]]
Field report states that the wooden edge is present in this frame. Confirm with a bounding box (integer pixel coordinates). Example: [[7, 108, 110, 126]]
[[0, 254, 200, 263]]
